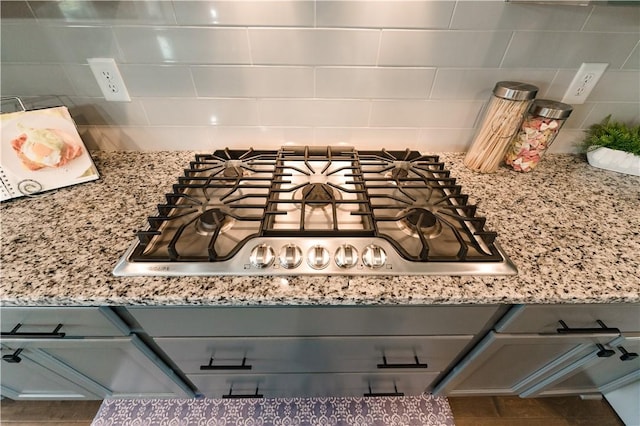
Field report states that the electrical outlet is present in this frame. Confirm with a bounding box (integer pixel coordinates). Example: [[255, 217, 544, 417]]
[[561, 63, 608, 105], [87, 58, 131, 102]]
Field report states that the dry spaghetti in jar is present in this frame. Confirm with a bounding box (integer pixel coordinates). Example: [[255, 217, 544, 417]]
[[464, 81, 538, 173], [504, 100, 572, 172]]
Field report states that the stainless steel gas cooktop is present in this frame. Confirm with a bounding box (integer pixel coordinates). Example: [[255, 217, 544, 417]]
[[113, 146, 517, 276]]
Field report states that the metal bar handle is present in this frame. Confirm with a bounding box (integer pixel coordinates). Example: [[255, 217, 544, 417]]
[[222, 387, 263, 399], [364, 384, 404, 397], [556, 320, 620, 335], [200, 356, 252, 371], [377, 355, 428, 369], [1, 323, 66, 339]]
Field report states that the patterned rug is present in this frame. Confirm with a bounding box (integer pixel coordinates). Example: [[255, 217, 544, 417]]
[[91, 394, 455, 425]]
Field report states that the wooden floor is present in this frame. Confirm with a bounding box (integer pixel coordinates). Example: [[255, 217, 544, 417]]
[[0, 396, 624, 425]]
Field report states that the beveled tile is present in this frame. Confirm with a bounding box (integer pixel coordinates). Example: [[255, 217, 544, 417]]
[[316, 67, 434, 99], [622, 44, 639, 70], [173, 1, 314, 27], [69, 98, 150, 126], [29, 1, 176, 24], [0, 23, 59, 62], [314, 127, 420, 149], [258, 99, 371, 127], [0, 64, 75, 97], [587, 71, 640, 102], [582, 103, 640, 126], [114, 27, 251, 64], [119, 65, 196, 97], [192, 66, 314, 98], [81, 126, 211, 151], [142, 99, 260, 126], [249, 28, 379, 66], [370, 100, 483, 128], [211, 126, 315, 149], [417, 128, 476, 152], [583, 5, 640, 33], [0, 1, 35, 20], [64, 64, 103, 98], [316, 1, 454, 29], [379, 30, 511, 67], [43, 26, 122, 64]]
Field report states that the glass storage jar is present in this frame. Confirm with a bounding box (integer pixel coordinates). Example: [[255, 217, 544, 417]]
[[504, 99, 573, 172], [464, 81, 538, 173]]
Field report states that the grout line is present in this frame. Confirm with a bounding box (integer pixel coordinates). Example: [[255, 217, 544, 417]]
[[580, 5, 596, 32], [497, 31, 516, 69]]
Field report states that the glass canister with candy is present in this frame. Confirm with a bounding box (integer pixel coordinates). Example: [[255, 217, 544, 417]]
[[505, 99, 573, 172]]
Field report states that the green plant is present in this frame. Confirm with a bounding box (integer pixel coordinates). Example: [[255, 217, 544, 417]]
[[581, 115, 640, 156]]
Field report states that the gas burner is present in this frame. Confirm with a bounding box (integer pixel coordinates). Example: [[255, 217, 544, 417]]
[[301, 183, 335, 206], [195, 208, 234, 236], [398, 208, 443, 239], [222, 160, 246, 178]]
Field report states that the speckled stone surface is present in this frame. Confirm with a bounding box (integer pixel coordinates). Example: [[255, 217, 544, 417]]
[[1, 151, 639, 306]]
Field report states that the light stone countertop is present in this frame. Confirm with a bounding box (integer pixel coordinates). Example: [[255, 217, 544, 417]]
[[1, 151, 639, 307]]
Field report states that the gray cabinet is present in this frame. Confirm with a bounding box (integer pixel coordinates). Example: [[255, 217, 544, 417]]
[[0, 307, 192, 400], [434, 304, 640, 398], [128, 305, 501, 399]]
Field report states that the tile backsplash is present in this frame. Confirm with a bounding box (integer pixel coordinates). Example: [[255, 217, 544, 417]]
[[1, 1, 639, 152]]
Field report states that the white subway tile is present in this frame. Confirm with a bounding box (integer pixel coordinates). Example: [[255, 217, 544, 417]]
[[379, 31, 511, 67], [114, 27, 251, 64], [69, 98, 150, 126], [249, 29, 379, 66], [316, 67, 434, 99], [430, 69, 556, 100], [259, 99, 371, 127], [211, 127, 315, 149], [64, 64, 103, 97], [583, 103, 640, 126], [588, 71, 640, 102], [81, 126, 211, 151], [370, 100, 484, 128], [450, 2, 590, 30], [316, 1, 454, 29], [502, 32, 640, 69], [583, 5, 640, 33], [314, 128, 420, 149], [119, 65, 196, 97], [547, 129, 585, 154], [1, 64, 75, 97], [142, 99, 260, 126], [29, 1, 177, 24], [173, 1, 314, 27], [192, 66, 314, 98], [0, 23, 59, 62], [44, 26, 123, 64], [417, 128, 477, 152], [0, 1, 35, 20], [622, 44, 639, 70]]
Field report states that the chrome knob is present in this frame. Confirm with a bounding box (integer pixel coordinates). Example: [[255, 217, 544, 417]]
[[362, 245, 386, 269], [335, 244, 358, 269], [279, 244, 303, 269], [307, 245, 330, 270], [249, 244, 275, 269]]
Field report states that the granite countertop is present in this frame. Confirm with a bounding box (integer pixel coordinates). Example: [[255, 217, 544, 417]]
[[1, 151, 639, 307]]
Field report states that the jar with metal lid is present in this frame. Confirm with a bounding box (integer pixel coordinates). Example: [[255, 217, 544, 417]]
[[504, 99, 573, 172], [464, 81, 538, 173]]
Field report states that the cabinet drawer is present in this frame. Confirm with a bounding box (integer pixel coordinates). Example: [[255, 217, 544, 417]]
[[498, 304, 640, 334], [0, 307, 127, 337], [129, 305, 500, 337], [188, 371, 439, 398], [156, 335, 472, 374]]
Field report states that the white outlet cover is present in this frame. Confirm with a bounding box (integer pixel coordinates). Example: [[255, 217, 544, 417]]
[[561, 63, 608, 105], [87, 58, 131, 102]]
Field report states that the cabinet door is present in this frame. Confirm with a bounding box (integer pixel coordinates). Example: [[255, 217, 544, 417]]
[[522, 334, 640, 397], [1, 337, 192, 399], [433, 331, 619, 396], [1, 307, 128, 337], [155, 335, 472, 374], [188, 371, 440, 399], [497, 304, 640, 334], [0, 345, 100, 400]]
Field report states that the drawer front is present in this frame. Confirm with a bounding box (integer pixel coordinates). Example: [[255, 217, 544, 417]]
[[155, 335, 472, 374], [188, 371, 439, 399], [0, 307, 127, 337], [498, 304, 640, 334], [129, 305, 500, 337]]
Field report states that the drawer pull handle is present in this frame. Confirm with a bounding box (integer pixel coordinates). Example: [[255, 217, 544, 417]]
[[596, 344, 615, 358], [556, 320, 620, 335], [222, 387, 263, 399], [364, 384, 404, 398], [377, 355, 428, 369], [2, 348, 23, 363], [1, 323, 65, 339], [617, 346, 639, 362], [200, 356, 252, 371]]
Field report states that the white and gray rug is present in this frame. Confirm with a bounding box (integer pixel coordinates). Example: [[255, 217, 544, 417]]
[[91, 394, 455, 425]]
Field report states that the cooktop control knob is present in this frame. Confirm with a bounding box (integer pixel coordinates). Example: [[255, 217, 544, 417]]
[[307, 245, 330, 269], [335, 244, 358, 269], [362, 245, 387, 269], [279, 244, 303, 269], [249, 244, 275, 269]]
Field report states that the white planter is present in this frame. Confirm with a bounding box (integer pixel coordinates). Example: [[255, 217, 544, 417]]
[[586, 147, 640, 177]]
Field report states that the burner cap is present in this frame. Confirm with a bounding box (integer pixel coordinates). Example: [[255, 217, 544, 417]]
[[196, 208, 228, 235], [301, 183, 335, 206], [391, 168, 409, 180], [399, 208, 443, 239], [223, 166, 244, 178]]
